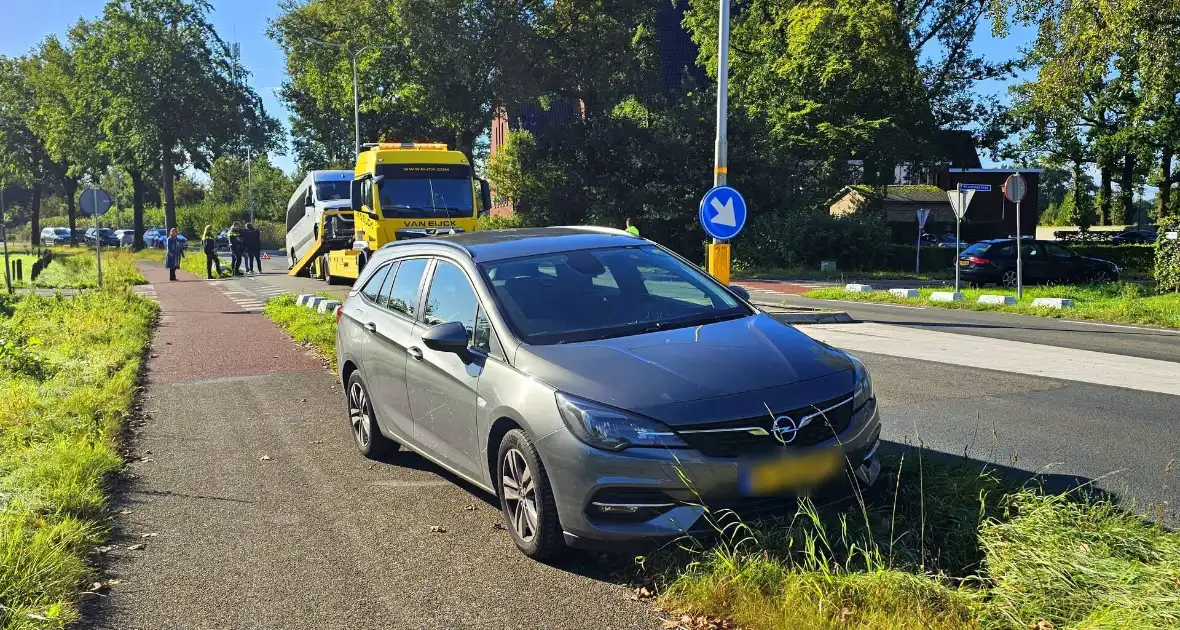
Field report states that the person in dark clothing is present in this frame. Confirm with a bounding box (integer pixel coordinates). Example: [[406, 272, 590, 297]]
[[245, 222, 262, 274], [165, 228, 184, 281], [228, 222, 244, 276], [202, 225, 223, 279]]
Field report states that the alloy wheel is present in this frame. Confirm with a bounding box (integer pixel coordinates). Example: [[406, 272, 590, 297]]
[[502, 448, 539, 542], [348, 381, 371, 448], [1002, 270, 1018, 288], [1093, 270, 1112, 284]]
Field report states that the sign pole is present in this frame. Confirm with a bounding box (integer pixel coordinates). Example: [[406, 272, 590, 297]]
[[2, 184, 10, 295], [707, 0, 732, 284], [916, 221, 921, 274], [1015, 199, 1022, 300], [94, 188, 103, 289], [955, 186, 963, 294]]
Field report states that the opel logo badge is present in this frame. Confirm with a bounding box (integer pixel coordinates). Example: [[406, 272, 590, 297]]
[[771, 415, 799, 444]]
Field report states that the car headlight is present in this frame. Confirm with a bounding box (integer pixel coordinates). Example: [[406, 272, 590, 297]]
[[849, 354, 873, 410], [555, 392, 688, 451]]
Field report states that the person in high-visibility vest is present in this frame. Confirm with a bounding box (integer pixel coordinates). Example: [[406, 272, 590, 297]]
[[625, 217, 639, 236]]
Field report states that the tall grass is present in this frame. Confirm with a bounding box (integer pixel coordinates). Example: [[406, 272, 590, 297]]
[[653, 454, 1180, 629], [0, 289, 156, 629], [32, 250, 146, 289], [262, 294, 338, 367]]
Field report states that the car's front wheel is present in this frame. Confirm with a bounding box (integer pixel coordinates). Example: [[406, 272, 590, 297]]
[[1001, 270, 1018, 289], [346, 372, 398, 459], [1092, 269, 1113, 284], [496, 429, 563, 559]]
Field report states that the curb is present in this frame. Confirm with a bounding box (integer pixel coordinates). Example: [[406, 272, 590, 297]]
[[751, 299, 855, 324]]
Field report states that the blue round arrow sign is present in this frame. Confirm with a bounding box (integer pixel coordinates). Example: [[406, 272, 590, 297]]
[[698, 185, 747, 241]]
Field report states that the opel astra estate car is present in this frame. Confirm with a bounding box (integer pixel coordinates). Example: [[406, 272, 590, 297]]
[[335, 227, 882, 559]]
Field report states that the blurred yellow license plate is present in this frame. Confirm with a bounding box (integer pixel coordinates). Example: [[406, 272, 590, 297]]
[[958, 260, 969, 266], [739, 447, 843, 496]]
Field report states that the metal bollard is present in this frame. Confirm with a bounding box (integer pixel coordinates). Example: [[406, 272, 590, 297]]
[[14, 260, 21, 282]]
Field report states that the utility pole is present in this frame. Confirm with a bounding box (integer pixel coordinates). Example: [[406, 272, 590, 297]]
[[247, 149, 255, 223], [705, 0, 733, 284], [304, 39, 397, 156]]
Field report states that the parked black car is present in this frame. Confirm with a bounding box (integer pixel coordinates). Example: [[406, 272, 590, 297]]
[[85, 227, 120, 247], [958, 239, 1120, 288], [1112, 226, 1157, 245]]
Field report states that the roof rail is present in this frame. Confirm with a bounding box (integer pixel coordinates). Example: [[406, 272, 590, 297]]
[[379, 238, 473, 257]]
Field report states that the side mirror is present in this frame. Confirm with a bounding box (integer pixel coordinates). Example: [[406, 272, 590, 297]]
[[421, 321, 469, 354], [729, 285, 751, 302], [350, 179, 362, 211], [479, 179, 492, 216]]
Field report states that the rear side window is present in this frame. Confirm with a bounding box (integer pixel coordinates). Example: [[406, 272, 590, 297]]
[[962, 243, 992, 256], [423, 260, 478, 337], [360, 263, 393, 302], [384, 258, 429, 318]]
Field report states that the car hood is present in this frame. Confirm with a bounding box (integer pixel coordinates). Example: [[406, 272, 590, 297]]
[[513, 313, 853, 423]]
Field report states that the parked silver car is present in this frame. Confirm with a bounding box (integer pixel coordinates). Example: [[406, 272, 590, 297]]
[[335, 227, 882, 558]]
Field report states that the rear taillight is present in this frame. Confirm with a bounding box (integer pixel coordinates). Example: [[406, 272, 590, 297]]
[[335, 305, 343, 324], [967, 256, 990, 265]]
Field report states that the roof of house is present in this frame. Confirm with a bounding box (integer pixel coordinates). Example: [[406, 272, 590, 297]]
[[841, 184, 950, 204]]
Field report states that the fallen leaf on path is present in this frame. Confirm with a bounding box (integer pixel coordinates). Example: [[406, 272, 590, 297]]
[[300, 398, 307, 403], [632, 586, 654, 601], [260, 455, 272, 461], [118, 509, 132, 515], [1035, 621, 1056, 630], [96, 545, 115, 554], [430, 525, 447, 533], [126, 544, 145, 551], [492, 523, 507, 530], [140, 532, 158, 538], [464, 504, 478, 511]]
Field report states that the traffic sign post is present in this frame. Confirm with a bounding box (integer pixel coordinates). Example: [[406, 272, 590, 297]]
[[947, 186, 976, 294], [80, 187, 113, 289], [1003, 174, 1028, 300], [915, 208, 931, 274], [707, 0, 733, 284], [700, 185, 746, 284]]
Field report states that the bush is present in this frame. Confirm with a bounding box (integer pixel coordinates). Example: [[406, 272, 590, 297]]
[[1070, 244, 1155, 274], [738, 211, 892, 270], [885, 245, 958, 273], [1156, 217, 1180, 291], [477, 212, 528, 231]]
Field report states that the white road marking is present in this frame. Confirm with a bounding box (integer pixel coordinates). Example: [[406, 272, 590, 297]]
[[798, 322, 1180, 397]]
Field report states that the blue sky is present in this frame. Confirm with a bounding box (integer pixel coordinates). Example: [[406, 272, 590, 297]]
[[1, 1, 1036, 175]]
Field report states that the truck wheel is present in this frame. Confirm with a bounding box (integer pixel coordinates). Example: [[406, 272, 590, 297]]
[[321, 254, 332, 283]]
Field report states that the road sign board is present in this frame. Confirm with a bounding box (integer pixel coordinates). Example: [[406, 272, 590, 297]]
[[959, 183, 991, 192], [1003, 174, 1027, 203], [699, 185, 747, 241], [79, 188, 113, 217], [916, 208, 931, 228], [947, 189, 975, 220]]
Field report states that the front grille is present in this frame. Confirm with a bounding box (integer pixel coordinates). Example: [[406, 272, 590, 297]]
[[676, 393, 855, 458]]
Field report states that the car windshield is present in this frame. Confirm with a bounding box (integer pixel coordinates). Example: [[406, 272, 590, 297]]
[[479, 245, 749, 345], [376, 164, 474, 219], [54, 228, 69, 236], [315, 181, 351, 202], [962, 243, 994, 256]]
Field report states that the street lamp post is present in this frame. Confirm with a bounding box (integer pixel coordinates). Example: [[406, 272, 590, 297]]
[[304, 39, 397, 155]]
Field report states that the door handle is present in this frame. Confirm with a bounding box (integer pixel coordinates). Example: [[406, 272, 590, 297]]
[[408, 346, 423, 361], [364, 321, 377, 333]]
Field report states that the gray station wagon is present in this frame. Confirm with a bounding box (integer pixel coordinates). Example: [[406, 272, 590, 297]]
[[335, 227, 882, 558]]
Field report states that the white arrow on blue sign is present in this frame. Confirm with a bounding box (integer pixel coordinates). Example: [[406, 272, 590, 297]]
[[698, 185, 747, 241]]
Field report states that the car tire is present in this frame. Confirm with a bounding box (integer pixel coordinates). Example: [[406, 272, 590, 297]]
[[1092, 270, 1113, 284], [346, 371, 398, 459], [1001, 270, 1018, 289], [496, 429, 563, 560]]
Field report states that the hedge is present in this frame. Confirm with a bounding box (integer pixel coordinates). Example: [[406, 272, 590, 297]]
[[1156, 218, 1180, 291]]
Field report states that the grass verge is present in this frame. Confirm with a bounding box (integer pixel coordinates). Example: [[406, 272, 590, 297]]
[[740, 267, 953, 282], [262, 294, 338, 368], [32, 250, 145, 289], [803, 282, 1180, 329], [131, 247, 232, 279], [0, 288, 157, 629], [653, 454, 1180, 629]]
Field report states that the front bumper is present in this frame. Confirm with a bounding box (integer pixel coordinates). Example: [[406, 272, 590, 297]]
[[537, 400, 883, 551]]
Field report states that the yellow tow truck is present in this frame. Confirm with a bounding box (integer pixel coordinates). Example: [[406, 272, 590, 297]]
[[289, 142, 491, 283]]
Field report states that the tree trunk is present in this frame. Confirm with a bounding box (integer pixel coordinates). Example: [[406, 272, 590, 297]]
[[1119, 154, 1135, 225], [1071, 162, 1086, 229], [29, 182, 42, 249], [162, 142, 177, 231], [1098, 165, 1112, 226], [131, 169, 146, 251], [64, 176, 78, 246], [1160, 153, 1174, 220]]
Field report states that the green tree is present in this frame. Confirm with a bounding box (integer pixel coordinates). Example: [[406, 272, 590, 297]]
[[209, 154, 295, 221], [80, 0, 281, 232], [0, 58, 52, 246]]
